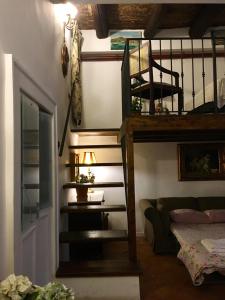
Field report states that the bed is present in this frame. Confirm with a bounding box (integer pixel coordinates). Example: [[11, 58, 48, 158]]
[[185, 77, 225, 112], [171, 223, 225, 285]]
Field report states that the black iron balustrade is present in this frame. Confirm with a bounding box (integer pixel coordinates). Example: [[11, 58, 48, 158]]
[[121, 35, 225, 120]]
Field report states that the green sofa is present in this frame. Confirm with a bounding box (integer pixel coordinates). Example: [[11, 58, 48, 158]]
[[139, 197, 225, 254]]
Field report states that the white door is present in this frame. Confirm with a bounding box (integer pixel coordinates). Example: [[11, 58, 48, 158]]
[[5, 58, 57, 285]]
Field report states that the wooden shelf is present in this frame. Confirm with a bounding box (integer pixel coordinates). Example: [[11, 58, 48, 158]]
[[63, 182, 124, 189], [65, 162, 123, 167], [23, 184, 39, 189], [23, 145, 39, 149], [69, 144, 121, 149], [56, 259, 142, 278], [61, 205, 126, 214], [68, 201, 103, 206], [59, 230, 128, 244], [23, 163, 39, 168]]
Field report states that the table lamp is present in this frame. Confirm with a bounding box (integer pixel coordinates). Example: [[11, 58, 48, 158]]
[[82, 151, 96, 182]]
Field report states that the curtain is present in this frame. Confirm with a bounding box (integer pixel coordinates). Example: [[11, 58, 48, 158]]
[[71, 21, 83, 126]]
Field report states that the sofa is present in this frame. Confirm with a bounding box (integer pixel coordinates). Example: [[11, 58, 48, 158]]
[[139, 197, 225, 254]]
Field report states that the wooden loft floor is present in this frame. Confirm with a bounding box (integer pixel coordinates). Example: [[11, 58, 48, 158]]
[[120, 114, 225, 142], [119, 113, 225, 263]]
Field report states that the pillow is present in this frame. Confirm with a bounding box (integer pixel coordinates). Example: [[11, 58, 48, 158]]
[[170, 209, 211, 224], [204, 209, 225, 223]]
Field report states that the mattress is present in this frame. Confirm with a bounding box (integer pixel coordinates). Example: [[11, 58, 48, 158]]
[[185, 77, 225, 111], [171, 223, 225, 285]]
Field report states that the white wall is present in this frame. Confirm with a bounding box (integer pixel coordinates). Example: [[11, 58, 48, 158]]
[[0, 47, 7, 279], [0, 0, 68, 280], [81, 30, 225, 235]]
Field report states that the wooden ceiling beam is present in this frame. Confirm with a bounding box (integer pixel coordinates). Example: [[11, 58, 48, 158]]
[[92, 4, 109, 39], [189, 4, 225, 39], [144, 5, 167, 39]]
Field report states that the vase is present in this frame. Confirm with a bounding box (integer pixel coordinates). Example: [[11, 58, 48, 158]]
[[76, 186, 88, 202]]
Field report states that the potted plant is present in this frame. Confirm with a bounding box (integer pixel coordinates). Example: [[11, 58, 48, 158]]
[[0, 274, 75, 299], [131, 97, 143, 114], [75, 173, 95, 202]]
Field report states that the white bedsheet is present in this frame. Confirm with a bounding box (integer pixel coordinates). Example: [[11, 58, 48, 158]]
[[171, 223, 225, 285], [185, 77, 225, 111], [171, 223, 225, 247]]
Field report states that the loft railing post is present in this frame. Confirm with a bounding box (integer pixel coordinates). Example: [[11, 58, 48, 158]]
[[211, 31, 218, 113], [121, 40, 131, 119], [201, 39, 206, 104], [191, 39, 196, 109], [125, 130, 137, 262]]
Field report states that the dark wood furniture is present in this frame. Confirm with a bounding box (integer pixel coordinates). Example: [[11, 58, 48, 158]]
[[131, 54, 183, 115]]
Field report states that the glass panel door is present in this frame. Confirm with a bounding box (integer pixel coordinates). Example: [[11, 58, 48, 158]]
[[21, 94, 39, 231], [39, 111, 52, 209]]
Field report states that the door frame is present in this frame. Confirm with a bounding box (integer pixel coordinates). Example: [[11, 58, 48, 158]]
[[4, 55, 58, 281]]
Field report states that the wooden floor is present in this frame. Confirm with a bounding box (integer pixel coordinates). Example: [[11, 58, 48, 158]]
[[137, 237, 225, 300]]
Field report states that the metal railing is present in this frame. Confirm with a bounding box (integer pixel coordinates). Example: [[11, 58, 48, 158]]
[[121, 35, 225, 119]]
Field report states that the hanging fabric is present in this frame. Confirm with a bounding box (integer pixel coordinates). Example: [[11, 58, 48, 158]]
[[70, 21, 83, 126]]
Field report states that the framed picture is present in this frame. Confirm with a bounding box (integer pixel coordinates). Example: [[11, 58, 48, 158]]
[[110, 30, 142, 50], [178, 143, 225, 181]]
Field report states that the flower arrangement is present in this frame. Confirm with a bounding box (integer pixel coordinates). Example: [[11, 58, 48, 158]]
[[0, 274, 75, 300], [75, 173, 95, 184]]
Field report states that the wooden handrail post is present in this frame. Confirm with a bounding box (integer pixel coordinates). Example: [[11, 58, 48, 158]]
[[125, 130, 137, 262], [59, 83, 75, 157]]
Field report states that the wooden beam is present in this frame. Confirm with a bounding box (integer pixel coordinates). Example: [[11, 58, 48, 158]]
[[144, 5, 167, 39], [92, 4, 109, 39], [81, 48, 225, 62], [189, 4, 225, 38]]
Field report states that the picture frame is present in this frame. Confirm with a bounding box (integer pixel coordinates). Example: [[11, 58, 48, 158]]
[[110, 30, 142, 50], [178, 143, 225, 181]]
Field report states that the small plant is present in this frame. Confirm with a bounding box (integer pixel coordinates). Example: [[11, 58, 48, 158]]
[[131, 97, 143, 112], [75, 173, 95, 183], [0, 274, 75, 300]]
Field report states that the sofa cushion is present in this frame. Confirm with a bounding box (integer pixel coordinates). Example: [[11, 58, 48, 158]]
[[197, 197, 225, 211], [204, 209, 225, 223], [157, 197, 198, 212], [170, 209, 211, 224]]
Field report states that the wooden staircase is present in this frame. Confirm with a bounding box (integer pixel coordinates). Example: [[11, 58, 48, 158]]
[[57, 128, 140, 278]]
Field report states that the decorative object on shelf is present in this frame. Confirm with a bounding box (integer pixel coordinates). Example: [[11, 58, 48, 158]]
[[178, 143, 225, 181], [155, 101, 169, 115], [75, 173, 95, 202], [82, 151, 97, 182], [75, 173, 95, 184], [0, 274, 75, 300], [131, 97, 143, 114]]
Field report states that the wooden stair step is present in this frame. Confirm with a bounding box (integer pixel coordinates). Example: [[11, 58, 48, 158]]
[[65, 162, 123, 167], [61, 204, 126, 214], [63, 182, 124, 189], [71, 128, 120, 137], [68, 201, 103, 206], [59, 230, 128, 244], [69, 144, 121, 149], [56, 259, 142, 277]]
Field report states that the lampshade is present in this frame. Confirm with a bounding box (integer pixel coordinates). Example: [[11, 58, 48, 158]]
[[82, 152, 96, 165]]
